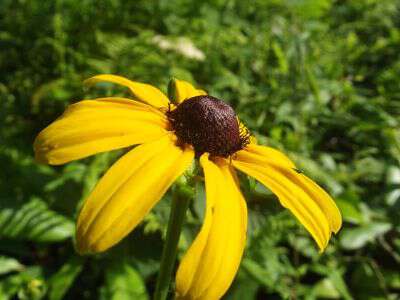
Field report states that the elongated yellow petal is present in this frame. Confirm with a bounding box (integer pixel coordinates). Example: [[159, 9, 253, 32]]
[[236, 145, 341, 233], [176, 155, 247, 300], [237, 143, 295, 168], [172, 79, 207, 104], [76, 134, 194, 254], [285, 171, 342, 233], [84, 74, 170, 108], [232, 146, 341, 251], [34, 97, 169, 165]]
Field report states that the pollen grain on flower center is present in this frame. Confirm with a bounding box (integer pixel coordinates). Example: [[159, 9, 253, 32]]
[[166, 95, 250, 157]]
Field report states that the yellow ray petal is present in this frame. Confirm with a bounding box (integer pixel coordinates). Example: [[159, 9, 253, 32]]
[[235, 143, 295, 169], [235, 145, 341, 233], [34, 97, 169, 165], [176, 155, 247, 300], [285, 171, 342, 233], [232, 147, 341, 251], [76, 134, 194, 254], [84, 74, 170, 108], [171, 79, 207, 104]]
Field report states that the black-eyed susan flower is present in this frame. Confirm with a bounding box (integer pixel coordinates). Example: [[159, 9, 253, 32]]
[[34, 74, 342, 300]]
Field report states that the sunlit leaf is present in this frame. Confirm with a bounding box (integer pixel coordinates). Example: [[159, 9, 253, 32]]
[[340, 223, 392, 250], [101, 259, 148, 300], [0, 256, 24, 275]]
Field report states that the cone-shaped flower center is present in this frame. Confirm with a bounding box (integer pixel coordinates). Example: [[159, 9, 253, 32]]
[[167, 95, 249, 157]]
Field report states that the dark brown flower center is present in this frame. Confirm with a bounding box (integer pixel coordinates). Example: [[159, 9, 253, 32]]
[[166, 95, 250, 157]]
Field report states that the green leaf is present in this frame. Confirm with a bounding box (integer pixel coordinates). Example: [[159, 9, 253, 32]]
[[335, 197, 363, 224], [101, 259, 149, 300], [385, 166, 400, 206], [271, 42, 288, 74], [0, 197, 74, 242], [167, 77, 178, 103], [312, 278, 341, 299], [384, 270, 400, 289], [287, 0, 332, 19], [0, 256, 24, 275], [0, 267, 44, 300], [241, 258, 271, 287], [48, 256, 84, 300], [340, 222, 392, 250], [351, 262, 387, 298], [328, 270, 353, 300], [225, 269, 259, 300]]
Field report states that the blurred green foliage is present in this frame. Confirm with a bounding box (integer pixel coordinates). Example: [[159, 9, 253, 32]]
[[1, 0, 400, 299]]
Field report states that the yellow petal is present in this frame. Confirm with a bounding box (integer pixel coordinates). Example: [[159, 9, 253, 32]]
[[286, 172, 342, 233], [34, 97, 169, 165], [235, 143, 295, 169], [176, 155, 247, 300], [84, 74, 170, 108], [237, 145, 341, 233], [172, 79, 207, 104], [76, 134, 194, 254], [232, 146, 341, 251]]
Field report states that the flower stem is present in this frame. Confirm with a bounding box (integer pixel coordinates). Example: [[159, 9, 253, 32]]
[[154, 185, 191, 300]]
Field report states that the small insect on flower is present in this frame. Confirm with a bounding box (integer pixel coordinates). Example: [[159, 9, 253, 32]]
[[34, 75, 342, 300]]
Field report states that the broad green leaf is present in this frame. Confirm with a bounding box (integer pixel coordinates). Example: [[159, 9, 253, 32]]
[[101, 260, 148, 300], [0, 198, 74, 242], [241, 258, 271, 286], [48, 256, 84, 300], [335, 198, 363, 224], [351, 263, 387, 298], [0, 256, 24, 275], [328, 270, 353, 300], [312, 278, 341, 299], [340, 222, 392, 250]]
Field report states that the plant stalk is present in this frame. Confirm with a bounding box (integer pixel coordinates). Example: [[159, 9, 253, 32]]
[[153, 187, 190, 300]]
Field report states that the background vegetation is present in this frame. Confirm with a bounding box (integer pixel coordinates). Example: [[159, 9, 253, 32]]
[[1, 0, 400, 299]]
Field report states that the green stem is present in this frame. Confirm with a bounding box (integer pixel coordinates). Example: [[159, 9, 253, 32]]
[[154, 187, 190, 300]]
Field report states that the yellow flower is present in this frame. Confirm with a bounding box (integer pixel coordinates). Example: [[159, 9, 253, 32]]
[[34, 74, 342, 300]]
